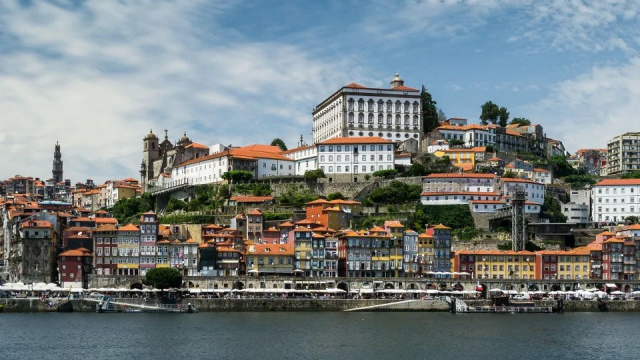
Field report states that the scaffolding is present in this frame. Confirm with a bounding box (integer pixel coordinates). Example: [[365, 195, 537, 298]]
[[511, 187, 527, 251]]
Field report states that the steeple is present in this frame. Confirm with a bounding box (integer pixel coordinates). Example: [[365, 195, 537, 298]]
[[52, 141, 63, 183]]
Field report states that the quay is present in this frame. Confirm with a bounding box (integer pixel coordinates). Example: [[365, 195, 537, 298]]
[[3, 297, 640, 313]]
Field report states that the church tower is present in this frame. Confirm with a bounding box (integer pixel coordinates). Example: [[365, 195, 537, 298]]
[[390, 73, 404, 88], [141, 130, 160, 192], [52, 141, 63, 183]]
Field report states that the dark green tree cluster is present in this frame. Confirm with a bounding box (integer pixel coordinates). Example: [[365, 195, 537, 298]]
[[621, 171, 640, 179], [143, 268, 183, 290], [480, 101, 509, 126], [326, 192, 345, 201], [270, 138, 287, 151], [222, 170, 253, 183], [165, 198, 188, 213], [372, 169, 398, 179], [368, 180, 422, 204], [234, 183, 272, 196], [510, 117, 531, 126], [403, 155, 453, 177], [278, 186, 319, 207], [541, 196, 567, 223], [421, 85, 439, 133], [112, 192, 154, 224], [304, 169, 326, 181], [548, 155, 575, 178], [411, 205, 474, 232]]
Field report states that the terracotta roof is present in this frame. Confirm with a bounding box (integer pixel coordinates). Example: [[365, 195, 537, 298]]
[[595, 179, 640, 186], [433, 224, 451, 230], [504, 163, 515, 168], [280, 145, 316, 155], [318, 136, 393, 145], [344, 83, 366, 89], [278, 221, 294, 227], [247, 209, 263, 215], [59, 249, 91, 257], [95, 224, 118, 232], [21, 220, 52, 228], [625, 224, 640, 230], [369, 226, 386, 232], [247, 243, 293, 255], [95, 217, 118, 224], [185, 142, 208, 149], [306, 199, 329, 205], [119, 224, 139, 232], [533, 168, 550, 173], [230, 196, 273, 203], [487, 156, 501, 161], [502, 178, 542, 185]]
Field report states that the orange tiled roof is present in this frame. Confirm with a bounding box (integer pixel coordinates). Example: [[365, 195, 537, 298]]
[[595, 179, 640, 186], [185, 142, 208, 149], [59, 249, 91, 257], [21, 220, 52, 228], [278, 221, 295, 227], [119, 224, 139, 232], [230, 196, 273, 203]]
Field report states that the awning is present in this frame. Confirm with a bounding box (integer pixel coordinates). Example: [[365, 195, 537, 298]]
[[606, 283, 618, 288]]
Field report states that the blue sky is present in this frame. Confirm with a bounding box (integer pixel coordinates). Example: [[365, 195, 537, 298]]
[[1, 0, 640, 183]]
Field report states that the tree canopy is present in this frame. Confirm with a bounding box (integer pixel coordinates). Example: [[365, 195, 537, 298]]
[[368, 180, 422, 204], [222, 170, 253, 183], [510, 117, 531, 126], [437, 109, 447, 123], [270, 138, 288, 151], [548, 155, 575, 178], [480, 101, 509, 126], [143, 268, 183, 290], [372, 169, 398, 179], [112, 192, 154, 224], [421, 85, 439, 133], [304, 169, 326, 181], [327, 192, 345, 201]]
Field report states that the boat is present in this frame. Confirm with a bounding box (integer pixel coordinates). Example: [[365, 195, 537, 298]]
[[93, 296, 197, 313], [597, 298, 608, 312], [449, 296, 555, 314], [57, 286, 74, 312]]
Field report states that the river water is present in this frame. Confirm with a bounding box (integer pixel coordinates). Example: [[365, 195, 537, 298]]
[[1, 312, 639, 360]]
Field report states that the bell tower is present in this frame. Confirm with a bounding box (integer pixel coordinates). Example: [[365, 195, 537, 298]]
[[142, 130, 160, 192], [52, 141, 63, 183]]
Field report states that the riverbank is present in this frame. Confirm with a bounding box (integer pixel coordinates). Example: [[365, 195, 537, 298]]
[[3, 298, 640, 312]]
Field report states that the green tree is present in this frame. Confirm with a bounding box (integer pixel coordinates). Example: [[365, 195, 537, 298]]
[[503, 170, 517, 178], [412, 205, 474, 232], [437, 108, 447, 123], [143, 268, 183, 290], [625, 216, 639, 224], [327, 192, 345, 201], [222, 170, 253, 183], [541, 196, 567, 223], [304, 169, 326, 181], [621, 171, 640, 179], [498, 107, 510, 127], [368, 180, 422, 204], [421, 85, 439, 132], [549, 155, 575, 178], [510, 117, 531, 126], [372, 169, 398, 179], [480, 101, 500, 125], [112, 193, 155, 224], [270, 138, 288, 151], [165, 198, 187, 213]]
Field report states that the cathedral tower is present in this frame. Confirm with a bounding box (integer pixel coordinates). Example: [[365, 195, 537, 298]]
[[52, 141, 63, 183]]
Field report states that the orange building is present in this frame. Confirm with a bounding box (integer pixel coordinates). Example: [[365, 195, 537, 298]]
[[305, 199, 361, 230]]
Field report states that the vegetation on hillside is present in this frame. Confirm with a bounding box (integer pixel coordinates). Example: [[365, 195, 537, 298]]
[[112, 192, 154, 224], [143, 268, 183, 290], [411, 205, 474, 233], [367, 180, 422, 204], [278, 185, 319, 207]]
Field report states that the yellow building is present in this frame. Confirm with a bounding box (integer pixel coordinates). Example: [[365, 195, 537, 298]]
[[155, 239, 170, 268], [434, 147, 487, 172], [294, 228, 313, 276], [473, 250, 536, 280], [246, 243, 294, 275], [417, 233, 434, 274]]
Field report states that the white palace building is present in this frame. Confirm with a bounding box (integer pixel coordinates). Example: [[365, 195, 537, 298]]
[[312, 74, 422, 147]]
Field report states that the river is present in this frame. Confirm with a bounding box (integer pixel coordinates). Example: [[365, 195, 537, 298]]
[[1, 312, 638, 360]]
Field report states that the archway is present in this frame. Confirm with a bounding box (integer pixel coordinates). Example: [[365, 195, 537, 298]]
[[181, 281, 195, 289], [337, 282, 349, 292], [452, 283, 464, 291], [248, 283, 254, 289], [130, 282, 143, 290], [408, 283, 416, 290], [624, 284, 631, 293], [479, 283, 488, 298], [384, 283, 395, 289], [528, 284, 539, 292], [551, 284, 561, 292], [232, 281, 245, 290]]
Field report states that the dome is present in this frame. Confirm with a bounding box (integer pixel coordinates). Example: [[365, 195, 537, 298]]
[[144, 129, 158, 140], [177, 132, 191, 145]]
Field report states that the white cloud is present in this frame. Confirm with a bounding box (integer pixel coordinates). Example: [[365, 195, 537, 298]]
[[526, 57, 640, 152], [0, 0, 360, 183]]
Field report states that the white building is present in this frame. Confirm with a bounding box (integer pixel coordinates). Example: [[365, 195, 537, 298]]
[[501, 178, 545, 205], [607, 132, 640, 175], [421, 173, 501, 205], [562, 203, 590, 223], [281, 145, 318, 176], [533, 168, 553, 185], [317, 137, 394, 181], [427, 139, 449, 154], [312, 74, 422, 147], [435, 124, 496, 148], [592, 179, 640, 224]]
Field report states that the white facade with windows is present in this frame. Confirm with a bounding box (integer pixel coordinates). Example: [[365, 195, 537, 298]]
[[436, 124, 496, 148], [312, 74, 422, 146], [282, 145, 318, 176], [592, 179, 640, 224], [562, 203, 590, 223], [317, 137, 394, 176], [502, 178, 545, 205], [256, 158, 295, 178]]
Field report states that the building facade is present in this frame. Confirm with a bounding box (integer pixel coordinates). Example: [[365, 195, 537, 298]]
[[312, 74, 422, 146], [607, 132, 640, 175], [592, 179, 640, 224], [316, 137, 395, 182]]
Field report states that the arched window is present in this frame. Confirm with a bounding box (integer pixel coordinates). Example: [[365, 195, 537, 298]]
[[413, 115, 418, 125], [358, 113, 364, 124], [404, 115, 410, 125], [395, 114, 401, 125], [378, 100, 384, 112], [413, 102, 419, 113], [387, 114, 392, 124], [358, 99, 364, 111], [378, 114, 383, 124], [348, 112, 354, 124], [404, 101, 410, 113], [368, 99, 374, 112], [395, 101, 401, 112], [386, 100, 392, 113], [348, 98, 354, 111], [368, 113, 374, 124]]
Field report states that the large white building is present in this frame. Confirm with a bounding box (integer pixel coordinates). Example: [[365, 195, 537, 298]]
[[607, 132, 640, 175], [592, 179, 640, 224], [317, 137, 394, 182], [501, 178, 545, 205], [312, 74, 422, 147]]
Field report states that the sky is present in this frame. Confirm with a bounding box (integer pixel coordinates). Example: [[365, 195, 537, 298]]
[[1, 0, 639, 184]]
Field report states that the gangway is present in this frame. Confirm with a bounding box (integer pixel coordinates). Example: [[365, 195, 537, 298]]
[[86, 296, 197, 313]]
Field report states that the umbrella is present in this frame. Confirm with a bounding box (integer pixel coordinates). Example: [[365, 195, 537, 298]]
[[426, 289, 439, 294], [611, 291, 625, 295], [489, 288, 504, 292]]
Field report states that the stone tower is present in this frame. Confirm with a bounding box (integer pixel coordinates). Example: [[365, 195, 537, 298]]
[[141, 130, 160, 192], [52, 141, 63, 183], [390, 73, 404, 88]]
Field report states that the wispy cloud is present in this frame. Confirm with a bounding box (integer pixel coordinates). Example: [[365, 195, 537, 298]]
[[0, 0, 361, 182], [525, 57, 640, 152]]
